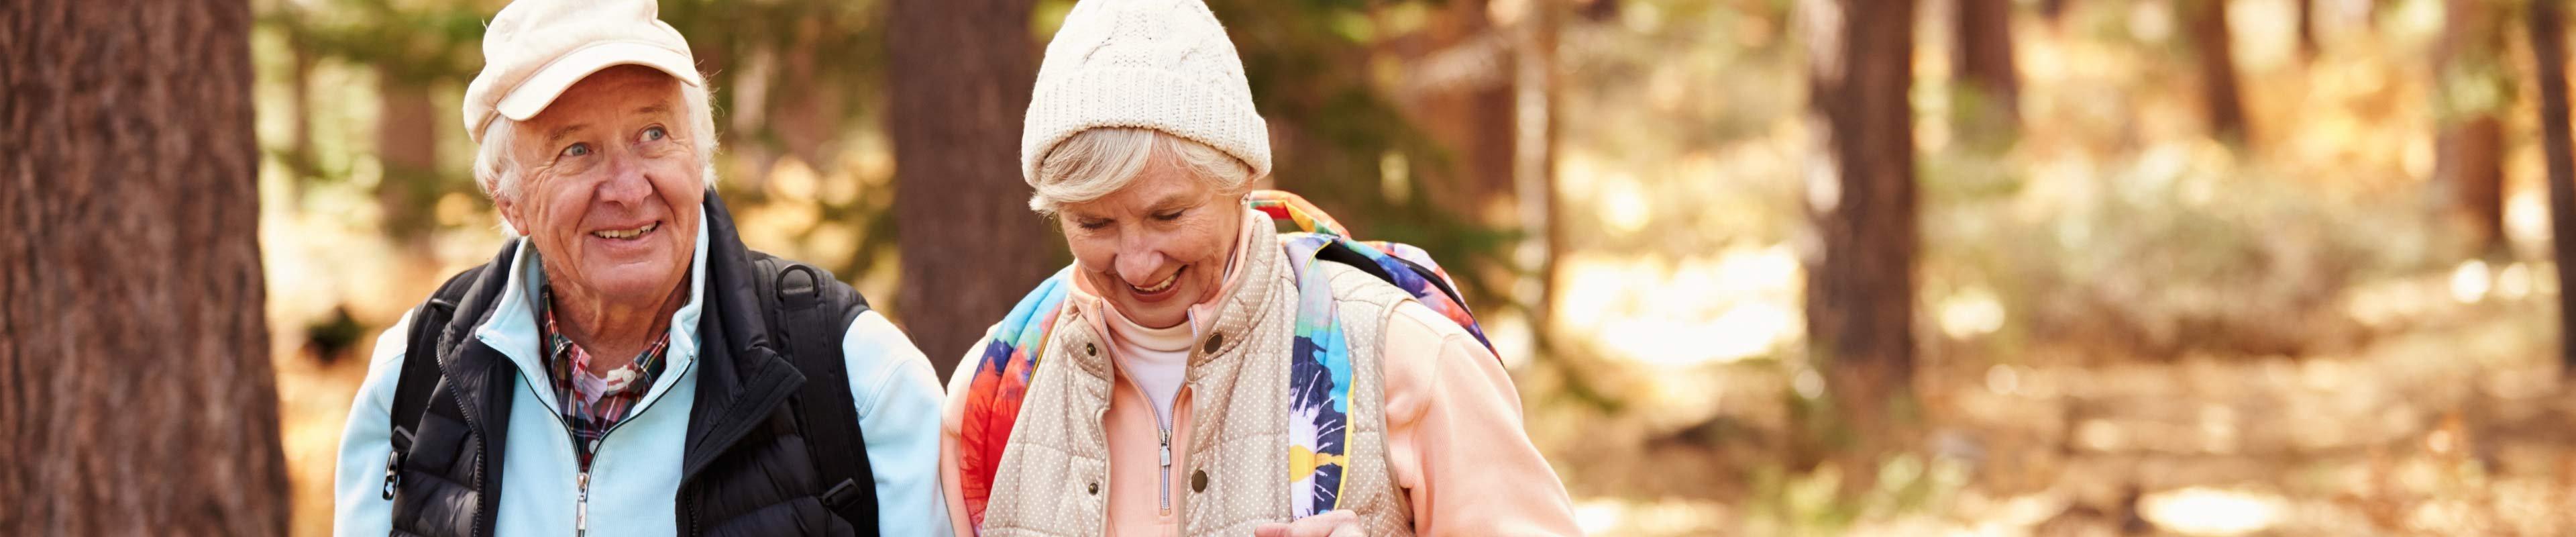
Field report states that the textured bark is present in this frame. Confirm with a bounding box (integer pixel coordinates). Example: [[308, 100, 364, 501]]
[[1801, 0, 1919, 470], [890, 0, 1053, 378], [1954, 0, 2021, 135], [0, 1, 288, 535], [2530, 0, 2576, 377], [2185, 0, 2252, 144], [2436, 0, 2508, 257]]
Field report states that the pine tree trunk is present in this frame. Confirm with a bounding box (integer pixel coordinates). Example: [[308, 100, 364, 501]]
[[2296, 0, 2320, 60], [0, 1, 289, 534], [1800, 0, 1919, 483], [1955, 0, 2022, 139], [2529, 0, 2576, 377], [2436, 0, 2507, 258], [2186, 0, 2253, 144], [890, 0, 1053, 378], [377, 66, 443, 283]]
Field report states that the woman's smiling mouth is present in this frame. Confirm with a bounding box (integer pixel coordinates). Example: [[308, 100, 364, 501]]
[[1127, 266, 1185, 299]]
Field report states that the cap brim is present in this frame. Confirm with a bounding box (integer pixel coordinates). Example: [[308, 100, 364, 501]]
[[494, 40, 704, 122]]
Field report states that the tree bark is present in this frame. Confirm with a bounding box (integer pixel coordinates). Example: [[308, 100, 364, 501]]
[[1515, 0, 1565, 360], [377, 65, 443, 281], [2530, 0, 2576, 377], [1389, 0, 1518, 220], [1954, 0, 2023, 142], [890, 0, 1053, 378], [1800, 0, 1919, 481], [2185, 0, 2253, 144], [0, 1, 288, 534], [2436, 0, 2508, 258], [2296, 0, 2320, 60]]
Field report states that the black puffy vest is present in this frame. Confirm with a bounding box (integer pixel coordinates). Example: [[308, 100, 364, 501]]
[[382, 193, 881, 536]]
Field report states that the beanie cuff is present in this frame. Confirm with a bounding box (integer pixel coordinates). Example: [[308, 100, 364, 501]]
[[1020, 66, 1273, 185]]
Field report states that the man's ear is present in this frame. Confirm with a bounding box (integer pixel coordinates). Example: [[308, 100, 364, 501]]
[[494, 193, 527, 234]]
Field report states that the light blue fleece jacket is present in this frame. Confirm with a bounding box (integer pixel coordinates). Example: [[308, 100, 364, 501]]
[[331, 222, 951, 536]]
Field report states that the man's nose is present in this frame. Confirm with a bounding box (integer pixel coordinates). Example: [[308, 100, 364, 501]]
[[595, 153, 651, 205]]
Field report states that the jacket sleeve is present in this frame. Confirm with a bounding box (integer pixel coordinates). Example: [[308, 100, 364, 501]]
[[332, 311, 413, 536], [843, 310, 957, 537], [1379, 302, 1583, 536]]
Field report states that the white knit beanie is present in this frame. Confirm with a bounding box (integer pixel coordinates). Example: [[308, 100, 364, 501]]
[[1020, 0, 1272, 186]]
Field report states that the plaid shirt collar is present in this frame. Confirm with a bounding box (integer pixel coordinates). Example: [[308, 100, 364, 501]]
[[535, 284, 673, 469]]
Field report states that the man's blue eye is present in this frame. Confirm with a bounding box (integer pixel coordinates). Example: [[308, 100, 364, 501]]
[[644, 126, 667, 141], [561, 143, 590, 157]]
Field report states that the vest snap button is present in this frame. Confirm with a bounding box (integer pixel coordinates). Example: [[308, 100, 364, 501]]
[[1085, 342, 1097, 356], [1191, 469, 1209, 492], [1201, 334, 1224, 354], [1087, 481, 1099, 495]]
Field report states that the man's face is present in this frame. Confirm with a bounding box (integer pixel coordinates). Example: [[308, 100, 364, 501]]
[[497, 65, 705, 305]]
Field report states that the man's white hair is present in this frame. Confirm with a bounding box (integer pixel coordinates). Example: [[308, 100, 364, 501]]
[[1030, 127, 1255, 215], [471, 71, 720, 235]]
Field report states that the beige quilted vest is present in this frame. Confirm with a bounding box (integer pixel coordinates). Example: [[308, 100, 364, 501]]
[[977, 237, 1421, 536]]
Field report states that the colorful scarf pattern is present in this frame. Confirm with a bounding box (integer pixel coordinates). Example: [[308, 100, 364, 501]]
[[956, 191, 1491, 532]]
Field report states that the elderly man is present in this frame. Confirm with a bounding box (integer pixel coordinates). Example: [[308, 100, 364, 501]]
[[331, 1, 948, 535]]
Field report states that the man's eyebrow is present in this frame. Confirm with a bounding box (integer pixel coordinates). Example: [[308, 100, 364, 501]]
[[635, 103, 672, 116], [547, 124, 590, 144]]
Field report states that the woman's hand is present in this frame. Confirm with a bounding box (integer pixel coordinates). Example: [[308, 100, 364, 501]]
[[1252, 510, 1364, 537]]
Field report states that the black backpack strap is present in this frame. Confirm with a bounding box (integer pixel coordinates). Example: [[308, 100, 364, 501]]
[[753, 255, 880, 531], [382, 240, 513, 500]]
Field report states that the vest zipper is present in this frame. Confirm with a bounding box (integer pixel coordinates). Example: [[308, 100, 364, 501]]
[[1158, 422, 1173, 513], [518, 363, 681, 537], [1135, 379, 1176, 515], [576, 471, 591, 537]]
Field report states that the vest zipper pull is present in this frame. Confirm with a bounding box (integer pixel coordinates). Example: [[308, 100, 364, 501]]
[[380, 450, 402, 500], [576, 471, 590, 536]]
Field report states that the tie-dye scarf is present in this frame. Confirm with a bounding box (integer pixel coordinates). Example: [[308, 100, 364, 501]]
[[956, 190, 1491, 532]]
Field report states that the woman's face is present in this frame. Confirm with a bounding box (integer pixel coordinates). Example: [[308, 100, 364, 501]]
[[1056, 156, 1244, 329]]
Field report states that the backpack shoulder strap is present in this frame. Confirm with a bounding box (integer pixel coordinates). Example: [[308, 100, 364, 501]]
[[388, 262, 496, 452], [751, 254, 879, 530], [955, 267, 1076, 532], [382, 238, 517, 500]]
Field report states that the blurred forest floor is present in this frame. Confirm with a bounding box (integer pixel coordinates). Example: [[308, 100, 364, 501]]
[[256, 0, 2576, 535]]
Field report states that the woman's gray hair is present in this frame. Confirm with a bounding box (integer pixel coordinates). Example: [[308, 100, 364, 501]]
[[1030, 128, 1255, 215], [471, 72, 720, 234]]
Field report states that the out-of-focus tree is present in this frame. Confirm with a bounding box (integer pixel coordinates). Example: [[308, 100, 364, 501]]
[[1207, 0, 1517, 312], [1953, 0, 2021, 144], [2297, 0, 2320, 60], [2184, 0, 2251, 145], [2434, 0, 2510, 258], [2530, 0, 2576, 378], [888, 0, 1053, 377], [0, 0, 291, 534], [1799, 0, 1919, 490]]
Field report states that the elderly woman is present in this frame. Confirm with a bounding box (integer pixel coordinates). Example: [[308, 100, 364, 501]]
[[935, 1, 1581, 535], [332, 1, 950, 535]]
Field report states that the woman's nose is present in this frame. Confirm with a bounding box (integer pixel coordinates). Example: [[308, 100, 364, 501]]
[[1114, 243, 1167, 286]]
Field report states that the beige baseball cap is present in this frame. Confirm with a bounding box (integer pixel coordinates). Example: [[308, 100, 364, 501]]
[[462, 0, 704, 144]]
